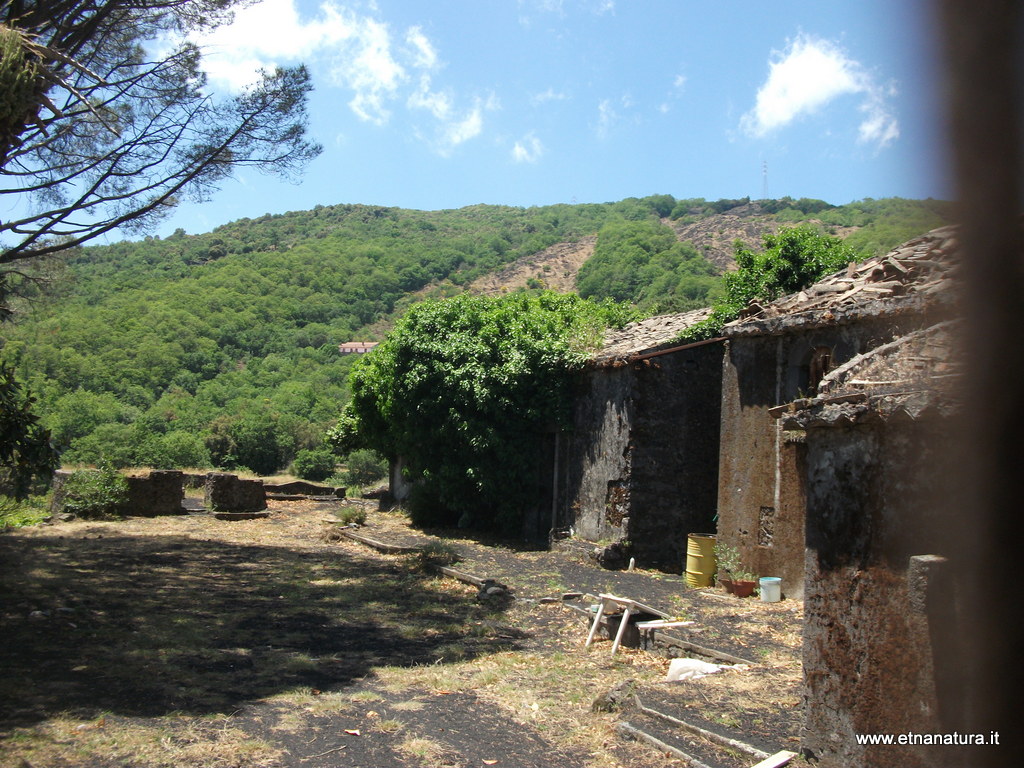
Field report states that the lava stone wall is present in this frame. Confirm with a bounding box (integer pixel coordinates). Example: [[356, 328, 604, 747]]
[[801, 417, 962, 768], [566, 341, 723, 572], [717, 317, 922, 597], [566, 364, 634, 545]]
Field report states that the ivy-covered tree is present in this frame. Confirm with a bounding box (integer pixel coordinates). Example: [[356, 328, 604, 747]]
[[329, 291, 638, 535]]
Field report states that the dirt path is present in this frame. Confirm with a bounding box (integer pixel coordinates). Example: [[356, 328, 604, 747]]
[[0, 500, 803, 768]]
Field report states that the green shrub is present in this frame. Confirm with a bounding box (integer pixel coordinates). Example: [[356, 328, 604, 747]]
[[336, 506, 367, 525], [410, 540, 461, 570], [0, 494, 49, 529], [61, 465, 129, 519], [341, 449, 387, 487], [292, 448, 336, 482]]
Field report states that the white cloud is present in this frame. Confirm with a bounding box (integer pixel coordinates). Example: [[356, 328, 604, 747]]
[[405, 26, 438, 70], [596, 98, 616, 139], [741, 34, 899, 149], [341, 17, 406, 124], [445, 104, 484, 147], [408, 75, 454, 120], [513, 132, 544, 163], [190, 0, 492, 152], [531, 87, 568, 105]]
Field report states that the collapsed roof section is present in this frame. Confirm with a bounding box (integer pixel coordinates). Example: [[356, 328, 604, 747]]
[[724, 225, 961, 337], [589, 225, 962, 367], [773, 320, 963, 428], [590, 306, 714, 367]]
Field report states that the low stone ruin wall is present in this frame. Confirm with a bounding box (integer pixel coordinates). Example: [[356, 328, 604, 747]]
[[126, 470, 185, 516], [204, 472, 267, 513], [50, 469, 270, 517], [263, 480, 345, 498]]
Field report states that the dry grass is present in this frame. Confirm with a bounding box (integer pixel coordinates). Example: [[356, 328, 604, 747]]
[[0, 713, 283, 768], [0, 502, 803, 768]]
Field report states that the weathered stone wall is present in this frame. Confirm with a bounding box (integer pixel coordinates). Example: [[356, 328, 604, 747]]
[[801, 418, 963, 768], [203, 472, 267, 512], [717, 317, 925, 597], [566, 365, 634, 544], [566, 341, 722, 572], [50, 468, 185, 517], [125, 470, 185, 516], [627, 343, 722, 571]]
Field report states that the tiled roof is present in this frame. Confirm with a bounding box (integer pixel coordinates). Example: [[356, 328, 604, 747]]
[[588, 225, 960, 366], [591, 306, 714, 366]]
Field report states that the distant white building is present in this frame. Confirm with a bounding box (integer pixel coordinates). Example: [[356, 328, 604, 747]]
[[338, 341, 378, 355]]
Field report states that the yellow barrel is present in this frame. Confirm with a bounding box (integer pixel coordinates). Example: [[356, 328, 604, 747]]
[[685, 533, 717, 588]]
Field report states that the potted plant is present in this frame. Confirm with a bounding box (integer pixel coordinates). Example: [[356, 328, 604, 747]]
[[714, 541, 741, 594], [732, 570, 758, 598]]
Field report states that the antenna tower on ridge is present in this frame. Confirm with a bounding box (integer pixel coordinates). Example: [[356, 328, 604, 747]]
[[762, 160, 769, 200]]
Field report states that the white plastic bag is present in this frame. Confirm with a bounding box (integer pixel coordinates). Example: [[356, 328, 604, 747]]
[[664, 657, 724, 682]]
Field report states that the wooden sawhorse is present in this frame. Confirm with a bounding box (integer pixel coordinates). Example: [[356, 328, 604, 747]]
[[584, 593, 671, 654]]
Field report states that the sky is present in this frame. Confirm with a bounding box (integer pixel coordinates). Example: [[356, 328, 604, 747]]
[[152, 0, 949, 238]]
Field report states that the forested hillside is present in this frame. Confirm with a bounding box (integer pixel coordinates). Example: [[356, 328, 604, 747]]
[[0, 195, 952, 476]]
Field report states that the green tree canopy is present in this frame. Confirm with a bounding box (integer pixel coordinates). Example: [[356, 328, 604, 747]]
[[677, 225, 859, 343], [576, 219, 719, 313], [329, 291, 638, 534]]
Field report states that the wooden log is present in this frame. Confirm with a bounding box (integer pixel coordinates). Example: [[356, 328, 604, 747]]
[[748, 751, 798, 768]]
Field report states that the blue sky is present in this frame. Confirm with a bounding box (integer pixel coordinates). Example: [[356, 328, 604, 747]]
[[156, 0, 948, 237]]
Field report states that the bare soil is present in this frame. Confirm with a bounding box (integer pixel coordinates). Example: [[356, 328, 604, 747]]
[[0, 498, 803, 768]]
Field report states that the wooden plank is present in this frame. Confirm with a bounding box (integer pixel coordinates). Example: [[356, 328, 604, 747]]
[[434, 565, 486, 588], [597, 593, 672, 619], [634, 697, 771, 760], [748, 751, 798, 768], [339, 529, 422, 555], [616, 722, 716, 768]]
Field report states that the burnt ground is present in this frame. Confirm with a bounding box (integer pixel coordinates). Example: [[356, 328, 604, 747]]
[[0, 498, 804, 768]]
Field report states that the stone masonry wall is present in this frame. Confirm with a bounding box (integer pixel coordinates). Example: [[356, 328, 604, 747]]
[[801, 418, 963, 768]]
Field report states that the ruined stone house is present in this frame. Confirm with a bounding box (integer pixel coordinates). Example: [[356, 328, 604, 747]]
[[714, 226, 960, 598], [563, 307, 724, 572], [778, 321, 964, 768], [567, 225, 960, 592]]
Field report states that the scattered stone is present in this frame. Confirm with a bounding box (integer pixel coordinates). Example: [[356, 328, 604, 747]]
[[592, 679, 637, 713], [592, 542, 631, 570], [476, 579, 511, 601]]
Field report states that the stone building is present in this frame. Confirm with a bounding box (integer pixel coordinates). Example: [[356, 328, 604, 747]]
[[563, 308, 724, 572], [777, 321, 964, 768], [566, 226, 960, 580], [714, 226, 960, 597]]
